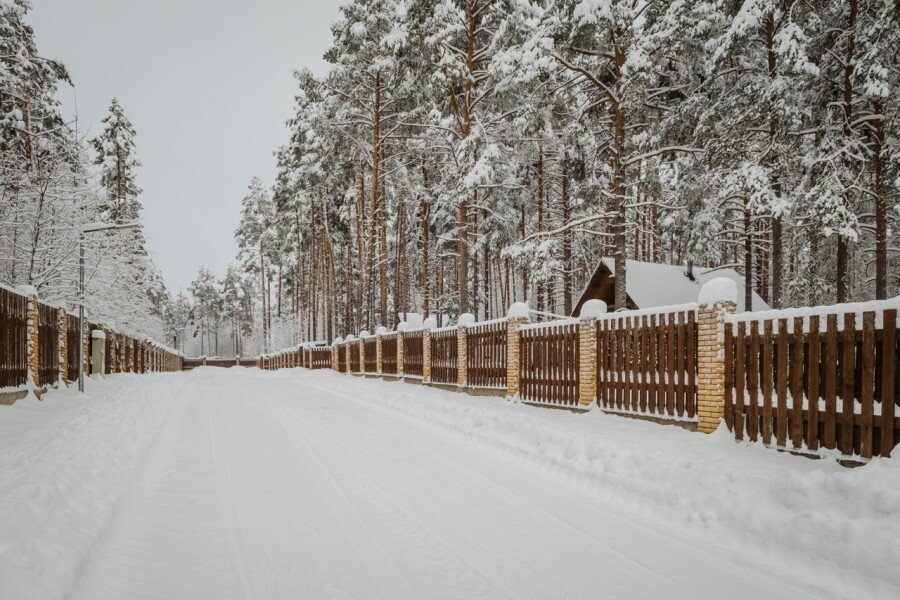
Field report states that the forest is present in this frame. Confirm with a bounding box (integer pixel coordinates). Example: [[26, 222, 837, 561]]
[[2, 0, 898, 356]]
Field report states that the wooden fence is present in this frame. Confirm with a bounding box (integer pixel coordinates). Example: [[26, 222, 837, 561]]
[[0, 287, 28, 389], [310, 347, 332, 370], [520, 322, 579, 406], [338, 344, 348, 373], [430, 328, 458, 384], [724, 308, 900, 458], [467, 320, 507, 388], [402, 330, 423, 377], [381, 334, 398, 375], [66, 314, 81, 382], [37, 303, 59, 386], [350, 341, 361, 372], [597, 309, 697, 419], [363, 338, 377, 373]]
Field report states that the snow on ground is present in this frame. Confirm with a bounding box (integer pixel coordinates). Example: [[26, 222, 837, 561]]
[[1, 369, 898, 600]]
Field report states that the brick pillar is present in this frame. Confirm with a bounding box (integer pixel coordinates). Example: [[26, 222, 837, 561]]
[[697, 280, 737, 433], [23, 289, 40, 390], [332, 344, 339, 370], [58, 309, 68, 384], [457, 325, 468, 387], [506, 313, 530, 398], [578, 318, 597, 406], [422, 329, 431, 383], [376, 333, 383, 376], [358, 339, 365, 373], [396, 333, 404, 377]]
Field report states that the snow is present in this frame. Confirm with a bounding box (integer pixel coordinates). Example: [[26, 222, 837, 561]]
[[0, 370, 896, 599], [376, 326, 388, 335], [579, 299, 607, 318], [422, 316, 437, 329], [397, 321, 410, 332], [457, 312, 475, 326], [507, 302, 530, 318], [698, 277, 738, 306], [15, 284, 37, 298], [358, 330, 371, 338], [727, 296, 900, 332], [91, 330, 106, 339]]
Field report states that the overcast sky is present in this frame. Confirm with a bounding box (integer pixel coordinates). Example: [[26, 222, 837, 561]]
[[30, 0, 343, 292]]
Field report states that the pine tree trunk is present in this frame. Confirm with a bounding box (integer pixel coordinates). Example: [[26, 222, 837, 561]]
[[873, 99, 887, 299], [562, 170, 572, 316], [744, 200, 753, 311], [837, 0, 858, 303]]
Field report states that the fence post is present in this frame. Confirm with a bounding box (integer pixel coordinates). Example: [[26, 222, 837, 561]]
[[457, 313, 474, 387], [58, 309, 68, 384], [332, 341, 340, 370], [19, 287, 40, 390], [697, 278, 738, 433], [358, 335, 365, 373], [376, 327, 385, 376], [505, 303, 530, 398], [422, 318, 435, 383], [578, 300, 606, 407], [396, 325, 405, 377]]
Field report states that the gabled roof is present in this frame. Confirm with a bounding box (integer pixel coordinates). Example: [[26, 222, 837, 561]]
[[573, 258, 770, 316]]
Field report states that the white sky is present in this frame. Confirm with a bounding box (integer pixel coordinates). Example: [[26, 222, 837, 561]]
[[30, 0, 342, 292]]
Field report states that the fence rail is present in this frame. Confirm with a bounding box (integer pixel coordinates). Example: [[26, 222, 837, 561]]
[[467, 321, 506, 388], [724, 308, 900, 458], [520, 323, 579, 406]]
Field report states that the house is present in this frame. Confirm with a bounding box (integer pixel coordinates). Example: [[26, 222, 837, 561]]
[[572, 258, 770, 316]]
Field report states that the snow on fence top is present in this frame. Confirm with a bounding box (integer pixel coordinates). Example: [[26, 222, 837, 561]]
[[457, 313, 476, 327], [507, 302, 529, 318], [594, 302, 698, 322], [726, 296, 900, 333], [698, 277, 738, 306], [431, 324, 458, 334], [520, 318, 579, 332], [466, 316, 508, 329], [423, 316, 438, 330], [579, 299, 607, 319], [91, 329, 106, 339]]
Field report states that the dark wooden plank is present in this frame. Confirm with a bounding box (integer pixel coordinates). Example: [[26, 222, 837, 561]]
[[676, 312, 685, 417], [666, 313, 676, 416], [724, 322, 733, 429], [806, 315, 821, 451], [762, 319, 773, 445], [747, 321, 760, 442], [648, 314, 657, 415], [791, 317, 804, 449], [860, 312, 875, 458], [687, 310, 696, 418], [841, 313, 856, 455], [881, 310, 897, 457], [776, 319, 788, 447], [735, 321, 746, 440], [824, 315, 838, 449]]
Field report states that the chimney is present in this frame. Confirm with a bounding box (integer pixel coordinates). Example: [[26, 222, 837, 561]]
[[686, 260, 695, 281]]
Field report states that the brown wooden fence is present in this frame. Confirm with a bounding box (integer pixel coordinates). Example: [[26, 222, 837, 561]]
[[338, 344, 347, 372], [381, 334, 398, 374], [37, 303, 59, 386], [597, 309, 697, 419], [725, 308, 900, 458], [430, 328, 458, 384], [402, 330, 423, 377], [310, 347, 332, 369], [363, 338, 377, 373], [66, 314, 81, 382], [349, 341, 360, 372], [467, 320, 507, 388], [0, 287, 28, 389], [520, 322, 579, 406]]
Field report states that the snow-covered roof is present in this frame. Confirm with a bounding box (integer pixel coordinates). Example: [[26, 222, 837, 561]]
[[576, 258, 769, 315]]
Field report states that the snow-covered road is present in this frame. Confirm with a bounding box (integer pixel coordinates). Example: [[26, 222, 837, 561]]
[[2, 368, 898, 599]]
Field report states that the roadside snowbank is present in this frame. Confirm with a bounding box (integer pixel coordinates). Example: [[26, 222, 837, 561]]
[[296, 370, 900, 600]]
